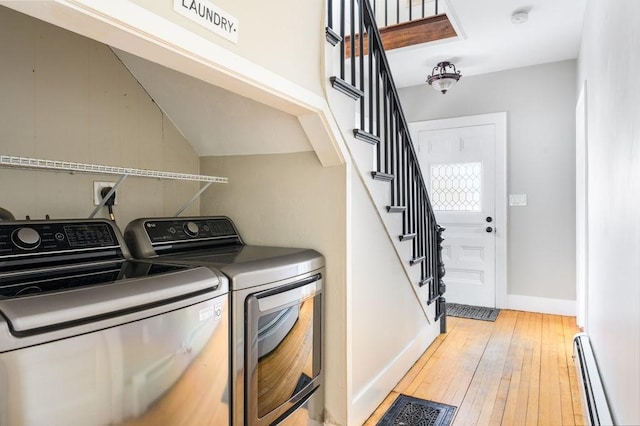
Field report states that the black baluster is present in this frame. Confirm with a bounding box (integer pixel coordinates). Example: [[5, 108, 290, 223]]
[[376, 54, 381, 171], [359, 0, 365, 130], [395, 111, 400, 206], [350, 0, 355, 86], [383, 75, 389, 174], [401, 138, 407, 235], [340, 0, 345, 79], [368, 23, 374, 135], [385, 0, 388, 26], [389, 106, 396, 206]]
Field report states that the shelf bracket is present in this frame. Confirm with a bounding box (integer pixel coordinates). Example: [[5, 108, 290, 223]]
[[88, 175, 128, 219], [174, 182, 213, 217]]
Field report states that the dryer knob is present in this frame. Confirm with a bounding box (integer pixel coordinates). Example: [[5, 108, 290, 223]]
[[13, 227, 41, 250], [184, 221, 199, 237]]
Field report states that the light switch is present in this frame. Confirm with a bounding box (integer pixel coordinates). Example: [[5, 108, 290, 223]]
[[509, 194, 527, 206]]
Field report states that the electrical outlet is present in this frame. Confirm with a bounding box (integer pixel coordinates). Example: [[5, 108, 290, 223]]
[[93, 181, 117, 206]]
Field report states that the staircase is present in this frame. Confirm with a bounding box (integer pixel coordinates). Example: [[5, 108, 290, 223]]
[[325, 0, 447, 328]]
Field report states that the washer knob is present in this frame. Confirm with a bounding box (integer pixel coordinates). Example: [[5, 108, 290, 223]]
[[13, 227, 41, 250], [184, 221, 199, 237]]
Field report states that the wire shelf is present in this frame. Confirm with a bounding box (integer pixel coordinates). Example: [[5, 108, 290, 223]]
[[0, 155, 228, 183]]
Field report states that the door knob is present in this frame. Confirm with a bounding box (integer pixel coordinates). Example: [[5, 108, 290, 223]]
[[486, 216, 493, 223], [486, 226, 494, 233]]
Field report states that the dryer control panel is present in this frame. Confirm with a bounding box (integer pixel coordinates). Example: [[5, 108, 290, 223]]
[[124, 216, 243, 258], [142, 218, 238, 244]]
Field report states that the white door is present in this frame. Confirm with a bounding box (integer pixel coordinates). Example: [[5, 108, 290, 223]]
[[411, 115, 505, 308]]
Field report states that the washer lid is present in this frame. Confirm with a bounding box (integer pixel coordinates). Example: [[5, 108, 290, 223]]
[[157, 246, 324, 289], [0, 264, 225, 334]]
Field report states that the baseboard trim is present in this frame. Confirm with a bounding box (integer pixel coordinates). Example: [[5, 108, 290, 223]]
[[507, 294, 576, 316], [348, 319, 439, 425]]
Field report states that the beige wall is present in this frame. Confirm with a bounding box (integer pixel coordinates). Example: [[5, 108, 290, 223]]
[[113, 48, 314, 157], [128, 0, 325, 97], [0, 6, 200, 227], [199, 152, 347, 423]]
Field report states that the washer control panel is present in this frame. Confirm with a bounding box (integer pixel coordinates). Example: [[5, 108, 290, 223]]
[[143, 218, 238, 244], [0, 221, 117, 256]]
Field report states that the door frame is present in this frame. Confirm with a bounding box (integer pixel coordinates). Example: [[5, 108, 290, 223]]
[[409, 112, 508, 308]]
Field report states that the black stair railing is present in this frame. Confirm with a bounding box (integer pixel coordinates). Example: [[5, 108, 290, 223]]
[[327, 0, 447, 327]]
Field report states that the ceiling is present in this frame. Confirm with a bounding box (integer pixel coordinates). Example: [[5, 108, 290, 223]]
[[387, 0, 588, 88]]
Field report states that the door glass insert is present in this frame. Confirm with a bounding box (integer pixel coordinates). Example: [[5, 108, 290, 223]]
[[430, 162, 482, 211], [256, 297, 318, 417]]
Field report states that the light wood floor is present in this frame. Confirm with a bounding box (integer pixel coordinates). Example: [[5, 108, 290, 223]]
[[363, 310, 585, 426]]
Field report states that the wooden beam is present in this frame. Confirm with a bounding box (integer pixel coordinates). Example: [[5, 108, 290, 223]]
[[344, 14, 457, 58]]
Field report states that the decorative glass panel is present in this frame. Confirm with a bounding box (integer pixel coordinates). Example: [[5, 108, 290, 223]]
[[430, 162, 482, 211]]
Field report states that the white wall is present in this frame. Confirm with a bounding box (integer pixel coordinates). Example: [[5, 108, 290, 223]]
[[198, 152, 349, 424], [577, 1, 640, 424], [348, 169, 435, 425], [398, 60, 577, 305], [0, 6, 200, 227]]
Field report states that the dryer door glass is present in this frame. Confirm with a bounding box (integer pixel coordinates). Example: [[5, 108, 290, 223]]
[[245, 275, 322, 424]]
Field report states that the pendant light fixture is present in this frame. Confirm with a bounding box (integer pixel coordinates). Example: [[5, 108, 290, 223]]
[[426, 61, 462, 94]]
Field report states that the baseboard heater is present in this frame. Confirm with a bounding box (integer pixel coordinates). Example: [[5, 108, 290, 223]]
[[573, 333, 614, 425]]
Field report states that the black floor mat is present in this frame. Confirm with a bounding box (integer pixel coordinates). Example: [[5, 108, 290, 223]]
[[446, 303, 500, 322], [376, 394, 456, 426], [291, 373, 312, 397]]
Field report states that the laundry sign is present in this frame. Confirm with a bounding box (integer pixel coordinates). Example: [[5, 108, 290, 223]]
[[173, 0, 239, 44]]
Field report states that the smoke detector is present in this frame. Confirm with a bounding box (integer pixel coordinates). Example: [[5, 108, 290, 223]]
[[511, 9, 529, 24]]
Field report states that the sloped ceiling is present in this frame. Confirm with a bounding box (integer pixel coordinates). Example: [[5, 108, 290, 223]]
[[113, 49, 313, 157]]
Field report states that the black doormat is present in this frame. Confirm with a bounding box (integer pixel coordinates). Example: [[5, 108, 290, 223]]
[[291, 373, 312, 397], [446, 303, 500, 322], [376, 394, 456, 426]]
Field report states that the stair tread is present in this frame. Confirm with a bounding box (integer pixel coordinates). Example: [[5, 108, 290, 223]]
[[410, 256, 426, 266], [354, 129, 380, 145], [330, 76, 363, 100], [325, 27, 342, 46], [427, 293, 440, 305], [371, 171, 394, 181], [386, 205, 406, 213], [419, 276, 434, 287], [399, 233, 416, 241]]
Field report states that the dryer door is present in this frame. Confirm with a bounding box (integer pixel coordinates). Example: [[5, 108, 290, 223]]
[[245, 274, 322, 425]]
